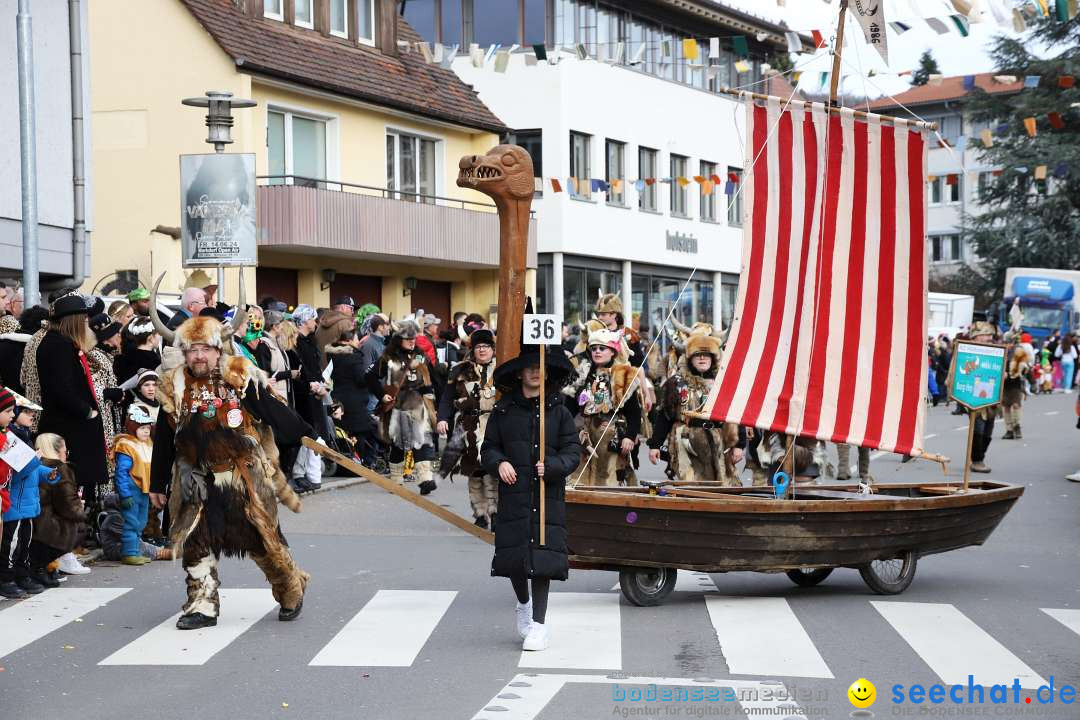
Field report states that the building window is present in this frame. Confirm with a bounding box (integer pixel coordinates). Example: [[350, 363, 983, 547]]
[[700, 160, 717, 222], [263, 0, 284, 21], [403, 0, 436, 42], [930, 234, 963, 263], [267, 110, 327, 186], [357, 0, 375, 43], [638, 146, 657, 212], [670, 154, 688, 217], [554, 0, 597, 55], [330, 0, 349, 38], [721, 281, 738, 329], [387, 131, 438, 203], [606, 139, 625, 206], [570, 131, 591, 200], [727, 166, 743, 226], [946, 174, 961, 204], [471, 0, 519, 47], [505, 129, 542, 195], [294, 0, 314, 28], [976, 171, 994, 202], [929, 176, 942, 206]]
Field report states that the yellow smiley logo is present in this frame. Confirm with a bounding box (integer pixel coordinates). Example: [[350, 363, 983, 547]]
[[848, 678, 876, 708]]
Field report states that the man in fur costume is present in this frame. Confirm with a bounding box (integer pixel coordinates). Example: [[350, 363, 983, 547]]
[[565, 329, 642, 486], [647, 333, 742, 485], [436, 329, 498, 525], [365, 323, 438, 487], [1002, 334, 1034, 440], [148, 316, 311, 630]]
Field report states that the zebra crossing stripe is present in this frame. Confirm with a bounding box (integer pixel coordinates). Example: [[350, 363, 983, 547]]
[[704, 596, 833, 678], [1041, 608, 1080, 638], [610, 570, 719, 593], [99, 589, 278, 666], [872, 601, 1048, 689], [470, 673, 807, 720], [309, 589, 456, 667], [0, 587, 131, 660], [519, 592, 621, 670]]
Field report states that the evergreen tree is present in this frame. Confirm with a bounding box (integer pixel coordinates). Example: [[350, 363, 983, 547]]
[[961, 15, 1080, 299], [911, 50, 940, 86]]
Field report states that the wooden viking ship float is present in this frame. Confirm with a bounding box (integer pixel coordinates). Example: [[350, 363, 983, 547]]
[[309, 4, 1022, 603]]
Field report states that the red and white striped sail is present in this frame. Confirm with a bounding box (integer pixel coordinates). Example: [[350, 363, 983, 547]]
[[705, 96, 929, 456]]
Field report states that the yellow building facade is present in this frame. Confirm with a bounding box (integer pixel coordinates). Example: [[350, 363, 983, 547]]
[[88, 0, 529, 322]]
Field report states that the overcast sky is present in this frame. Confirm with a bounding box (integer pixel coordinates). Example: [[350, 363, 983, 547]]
[[720, 0, 1030, 99]]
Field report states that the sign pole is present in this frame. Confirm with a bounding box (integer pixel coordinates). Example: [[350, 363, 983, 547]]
[[539, 347, 546, 547], [962, 412, 976, 492]]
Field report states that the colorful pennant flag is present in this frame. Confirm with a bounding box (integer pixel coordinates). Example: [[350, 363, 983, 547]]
[[735, 59, 751, 74], [645, 178, 656, 186], [676, 177, 690, 187], [950, 13, 971, 35], [732, 36, 749, 58], [533, 44, 547, 61], [710, 174, 723, 185], [995, 122, 1011, 135], [724, 180, 735, 195], [709, 37, 720, 58], [440, 44, 459, 69], [494, 50, 510, 73], [693, 176, 706, 184], [950, 0, 974, 12], [728, 171, 740, 183], [418, 42, 434, 63], [811, 30, 826, 48], [470, 45, 484, 68], [550, 178, 562, 193], [1059, 75, 1076, 88], [888, 21, 912, 34], [851, 0, 889, 63], [1024, 75, 1041, 88], [683, 38, 699, 61], [926, 17, 950, 34], [981, 129, 994, 147], [945, 174, 958, 186], [610, 178, 623, 192], [1023, 117, 1038, 137], [784, 31, 802, 52], [575, 43, 588, 60], [635, 179, 645, 192], [484, 44, 500, 64], [568, 177, 578, 195], [1034, 165, 1048, 180], [963, 75, 976, 90], [1054, 161, 1069, 178], [1048, 112, 1065, 129]]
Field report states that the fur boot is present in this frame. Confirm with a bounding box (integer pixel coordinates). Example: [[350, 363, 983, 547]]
[[390, 462, 405, 486]]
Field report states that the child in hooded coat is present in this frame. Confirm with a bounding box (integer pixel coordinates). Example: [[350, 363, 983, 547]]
[[111, 404, 156, 565]]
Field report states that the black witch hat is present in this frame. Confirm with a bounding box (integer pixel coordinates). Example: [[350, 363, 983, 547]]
[[492, 298, 574, 393]]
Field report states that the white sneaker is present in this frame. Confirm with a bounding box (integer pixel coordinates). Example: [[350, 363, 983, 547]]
[[1066, 471, 1080, 483], [58, 552, 91, 575], [516, 600, 533, 639], [523, 622, 549, 651]]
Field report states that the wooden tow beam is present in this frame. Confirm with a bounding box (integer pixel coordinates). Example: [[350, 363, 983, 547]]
[[303, 437, 494, 545]]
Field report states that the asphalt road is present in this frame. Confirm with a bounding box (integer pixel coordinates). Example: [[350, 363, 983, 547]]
[[2, 392, 1078, 720]]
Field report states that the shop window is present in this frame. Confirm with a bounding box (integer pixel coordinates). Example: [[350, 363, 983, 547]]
[[700, 160, 717, 222], [264, 0, 284, 21], [294, 0, 313, 28], [267, 110, 327, 186], [721, 282, 738, 329], [606, 139, 626, 206], [570, 131, 591, 200], [727, 166, 743, 226], [670, 154, 688, 217], [330, 0, 349, 38], [387, 131, 438, 202], [638, 146, 658, 212]]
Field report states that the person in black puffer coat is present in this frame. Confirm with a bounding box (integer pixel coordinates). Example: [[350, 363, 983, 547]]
[[481, 339, 580, 653]]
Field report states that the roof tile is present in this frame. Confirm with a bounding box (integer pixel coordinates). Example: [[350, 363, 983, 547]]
[[180, 0, 506, 134]]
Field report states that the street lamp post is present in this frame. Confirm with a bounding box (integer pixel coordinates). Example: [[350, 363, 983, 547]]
[[181, 91, 256, 301]]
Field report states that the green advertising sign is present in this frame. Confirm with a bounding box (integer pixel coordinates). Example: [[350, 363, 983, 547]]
[[950, 341, 1006, 410]]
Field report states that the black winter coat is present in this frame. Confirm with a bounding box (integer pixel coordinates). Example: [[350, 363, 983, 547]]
[[113, 347, 162, 385], [37, 331, 109, 489], [0, 332, 30, 394], [294, 333, 325, 434], [326, 344, 374, 435], [481, 391, 582, 580]]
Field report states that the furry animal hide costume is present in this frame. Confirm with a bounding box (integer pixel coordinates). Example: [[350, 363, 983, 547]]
[[565, 359, 642, 486], [437, 353, 498, 523], [152, 317, 308, 624]]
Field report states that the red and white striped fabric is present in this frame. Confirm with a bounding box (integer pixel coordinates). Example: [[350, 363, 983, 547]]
[[705, 96, 929, 456]]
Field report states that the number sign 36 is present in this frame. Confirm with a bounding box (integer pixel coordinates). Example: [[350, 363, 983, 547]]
[[522, 314, 560, 345]]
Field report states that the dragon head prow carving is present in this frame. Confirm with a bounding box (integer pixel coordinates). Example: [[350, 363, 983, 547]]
[[457, 144, 535, 201]]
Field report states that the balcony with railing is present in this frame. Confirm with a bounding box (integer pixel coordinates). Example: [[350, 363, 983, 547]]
[[256, 176, 537, 268]]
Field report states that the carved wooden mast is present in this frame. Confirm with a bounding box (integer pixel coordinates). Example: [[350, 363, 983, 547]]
[[456, 145, 535, 363]]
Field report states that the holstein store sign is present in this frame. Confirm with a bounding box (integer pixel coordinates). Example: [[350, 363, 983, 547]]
[[180, 153, 257, 267]]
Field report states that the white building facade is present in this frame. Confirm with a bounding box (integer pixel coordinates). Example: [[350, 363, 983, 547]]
[[404, 0, 799, 334]]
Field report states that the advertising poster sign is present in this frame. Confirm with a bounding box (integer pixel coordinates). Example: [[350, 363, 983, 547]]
[[180, 153, 257, 267]]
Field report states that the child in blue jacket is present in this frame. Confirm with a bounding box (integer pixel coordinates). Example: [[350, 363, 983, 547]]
[[0, 385, 59, 599], [111, 404, 155, 566]]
